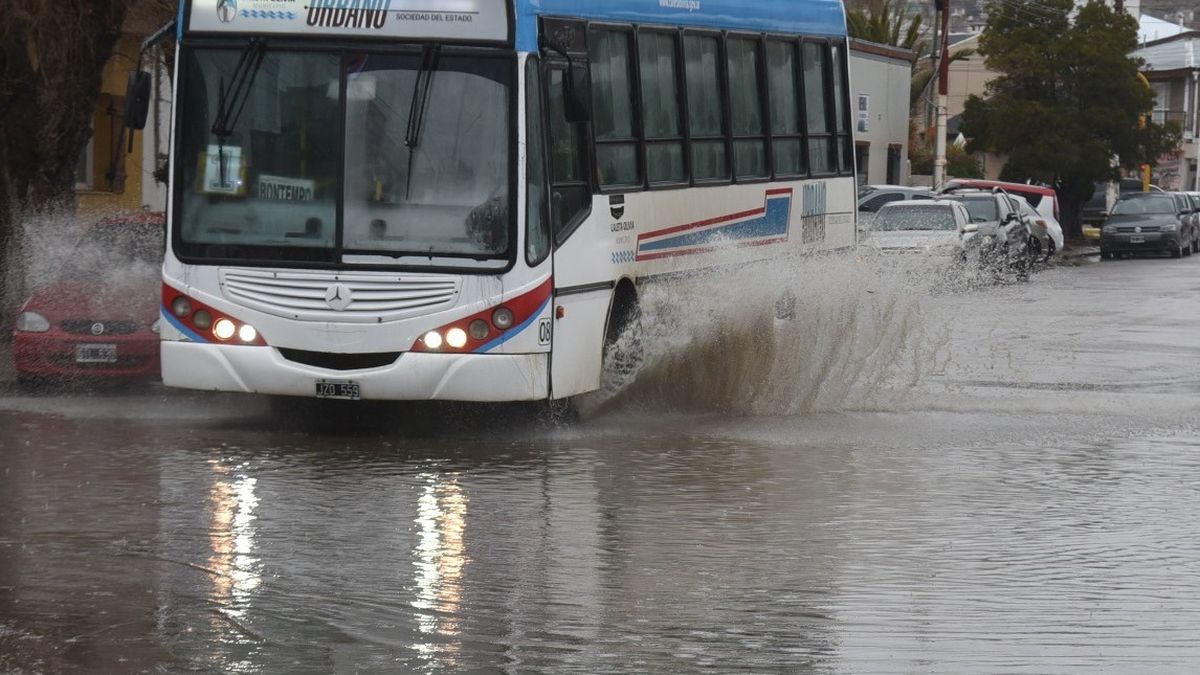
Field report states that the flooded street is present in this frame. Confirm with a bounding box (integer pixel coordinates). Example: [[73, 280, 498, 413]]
[[2, 254, 1200, 673]]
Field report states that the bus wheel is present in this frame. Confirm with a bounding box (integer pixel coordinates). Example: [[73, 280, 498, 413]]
[[600, 283, 642, 394]]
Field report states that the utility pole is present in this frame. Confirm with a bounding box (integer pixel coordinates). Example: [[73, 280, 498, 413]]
[[933, 0, 951, 189]]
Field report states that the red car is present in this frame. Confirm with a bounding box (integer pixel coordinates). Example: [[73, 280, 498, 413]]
[[12, 212, 164, 384]]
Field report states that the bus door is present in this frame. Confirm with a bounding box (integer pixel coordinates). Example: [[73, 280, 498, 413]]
[[539, 22, 610, 398]]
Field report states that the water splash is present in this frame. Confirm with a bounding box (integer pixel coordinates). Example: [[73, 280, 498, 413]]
[[583, 251, 954, 417]]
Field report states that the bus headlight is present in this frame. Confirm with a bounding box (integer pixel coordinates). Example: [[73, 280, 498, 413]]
[[238, 324, 258, 343], [423, 331, 443, 350], [468, 319, 489, 340], [492, 307, 514, 330], [171, 296, 192, 318], [446, 327, 468, 349], [213, 319, 237, 340], [192, 309, 212, 330]]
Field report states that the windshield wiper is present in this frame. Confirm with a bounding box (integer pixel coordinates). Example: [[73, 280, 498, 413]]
[[211, 38, 267, 186], [403, 44, 441, 199]]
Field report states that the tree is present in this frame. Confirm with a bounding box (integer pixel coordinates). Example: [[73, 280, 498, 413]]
[[0, 0, 174, 331], [846, 0, 926, 56], [959, 0, 1181, 237]]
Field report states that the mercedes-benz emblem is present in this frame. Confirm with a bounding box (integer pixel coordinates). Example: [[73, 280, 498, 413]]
[[216, 0, 237, 23], [91, 322, 105, 335], [325, 283, 353, 311]]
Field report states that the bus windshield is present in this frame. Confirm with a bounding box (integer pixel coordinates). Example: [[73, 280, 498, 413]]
[[175, 46, 513, 268]]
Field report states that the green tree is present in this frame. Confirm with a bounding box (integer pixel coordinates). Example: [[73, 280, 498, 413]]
[[846, 0, 926, 55], [0, 0, 175, 329], [959, 0, 1180, 237]]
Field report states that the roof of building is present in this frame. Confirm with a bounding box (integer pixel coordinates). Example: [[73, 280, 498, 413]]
[[1140, 13, 1190, 43]]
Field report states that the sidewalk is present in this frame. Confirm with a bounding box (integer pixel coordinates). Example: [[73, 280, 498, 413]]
[[1056, 240, 1100, 265]]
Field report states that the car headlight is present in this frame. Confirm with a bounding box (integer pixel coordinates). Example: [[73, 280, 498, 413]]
[[16, 311, 50, 333], [1102, 225, 1115, 234], [1161, 222, 1178, 232]]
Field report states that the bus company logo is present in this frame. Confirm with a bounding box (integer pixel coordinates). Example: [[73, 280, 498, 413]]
[[305, 0, 392, 30], [801, 182, 827, 245], [659, 0, 701, 11], [216, 0, 238, 23], [324, 283, 353, 311], [90, 322, 105, 336]]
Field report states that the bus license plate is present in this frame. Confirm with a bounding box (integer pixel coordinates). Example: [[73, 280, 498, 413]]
[[76, 344, 117, 364], [315, 379, 360, 400]]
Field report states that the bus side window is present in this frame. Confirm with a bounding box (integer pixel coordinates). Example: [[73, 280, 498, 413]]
[[830, 42, 853, 175], [545, 64, 592, 242], [525, 58, 551, 266]]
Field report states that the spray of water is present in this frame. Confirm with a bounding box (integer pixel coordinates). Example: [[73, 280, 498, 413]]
[[580, 250, 955, 418]]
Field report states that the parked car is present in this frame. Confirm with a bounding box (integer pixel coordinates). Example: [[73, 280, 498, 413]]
[[941, 178, 1060, 223], [1099, 193, 1196, 259], [1012, 194, 1063, 260], [940, 188, 1037, 279], [1082, 179, 1163, 238], [12, 212, 165, 385], [860, 200, 971, 255], [857, 185, 934, 214]]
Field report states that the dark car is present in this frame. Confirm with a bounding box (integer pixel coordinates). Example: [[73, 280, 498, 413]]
[[1082, 179, 1162, 230], [1099, 193, 1196, 259], [12, 212, 165, 384]]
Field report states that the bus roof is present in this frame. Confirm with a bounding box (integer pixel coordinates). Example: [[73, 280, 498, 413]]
[[180, 0, 847, 51], [516, 0, 847, 51]]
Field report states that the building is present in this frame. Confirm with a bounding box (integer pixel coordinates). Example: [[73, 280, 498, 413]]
[[849, 39, 913, 187], [74, 7, 171, 222], [1135, 31, 1200, 190]]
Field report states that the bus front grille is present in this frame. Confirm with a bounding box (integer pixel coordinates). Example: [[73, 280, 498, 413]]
[[219, 268, 460, 322], [277, 348, 400, 371]]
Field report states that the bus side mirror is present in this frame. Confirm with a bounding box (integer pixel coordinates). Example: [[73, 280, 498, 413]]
[[124, 70, 152, 130], [564, 63, 591, 124]]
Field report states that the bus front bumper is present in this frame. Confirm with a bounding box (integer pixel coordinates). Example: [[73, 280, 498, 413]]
[[161, 341, 549, 402]]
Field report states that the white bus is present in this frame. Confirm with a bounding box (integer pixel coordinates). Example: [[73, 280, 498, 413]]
[[148, 0, 855, 403]]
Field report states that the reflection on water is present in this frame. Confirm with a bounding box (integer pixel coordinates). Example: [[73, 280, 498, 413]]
[[205, 458, 262, 667], [411, 472, 467, 667]]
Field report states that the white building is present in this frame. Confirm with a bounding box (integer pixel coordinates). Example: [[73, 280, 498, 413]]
[[849, 39, 914, 187]]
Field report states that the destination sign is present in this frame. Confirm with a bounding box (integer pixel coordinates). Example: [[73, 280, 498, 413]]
[[187, 0, 509, 43]]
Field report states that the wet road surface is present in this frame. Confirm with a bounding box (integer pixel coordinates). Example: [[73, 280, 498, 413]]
[[2, 252, 1199, 673]]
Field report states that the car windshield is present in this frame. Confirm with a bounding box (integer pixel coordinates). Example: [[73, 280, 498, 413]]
[[175, 46, 513, 268], [872, 205, 957, 231], [63, 221, 164, 282], [949, 196, 998, 223], [1111, 196, 1176, 215]]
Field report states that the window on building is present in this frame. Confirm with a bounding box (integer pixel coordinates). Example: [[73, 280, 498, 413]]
[[683, 33, 728, 182]]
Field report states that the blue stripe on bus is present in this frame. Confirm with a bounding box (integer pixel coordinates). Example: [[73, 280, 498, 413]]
[[161, 306, 209, 344], [515, 0, 847, 52], [477, 296, 551, 354]]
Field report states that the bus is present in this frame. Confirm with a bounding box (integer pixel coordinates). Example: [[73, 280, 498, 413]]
[[146, 0, 855, 403]]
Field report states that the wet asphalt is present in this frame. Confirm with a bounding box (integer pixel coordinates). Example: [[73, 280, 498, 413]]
[[2, 249, 1200, 673]]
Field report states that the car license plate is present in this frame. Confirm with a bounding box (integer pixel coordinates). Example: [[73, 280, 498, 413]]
[[1130, 235, 1145, 244], [75, 343, 117, 364], [315, 379, 361, 400]]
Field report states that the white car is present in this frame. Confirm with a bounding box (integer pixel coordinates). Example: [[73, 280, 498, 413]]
[[1013, 194, 1063, 259], [861, 199, 971, 255]]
